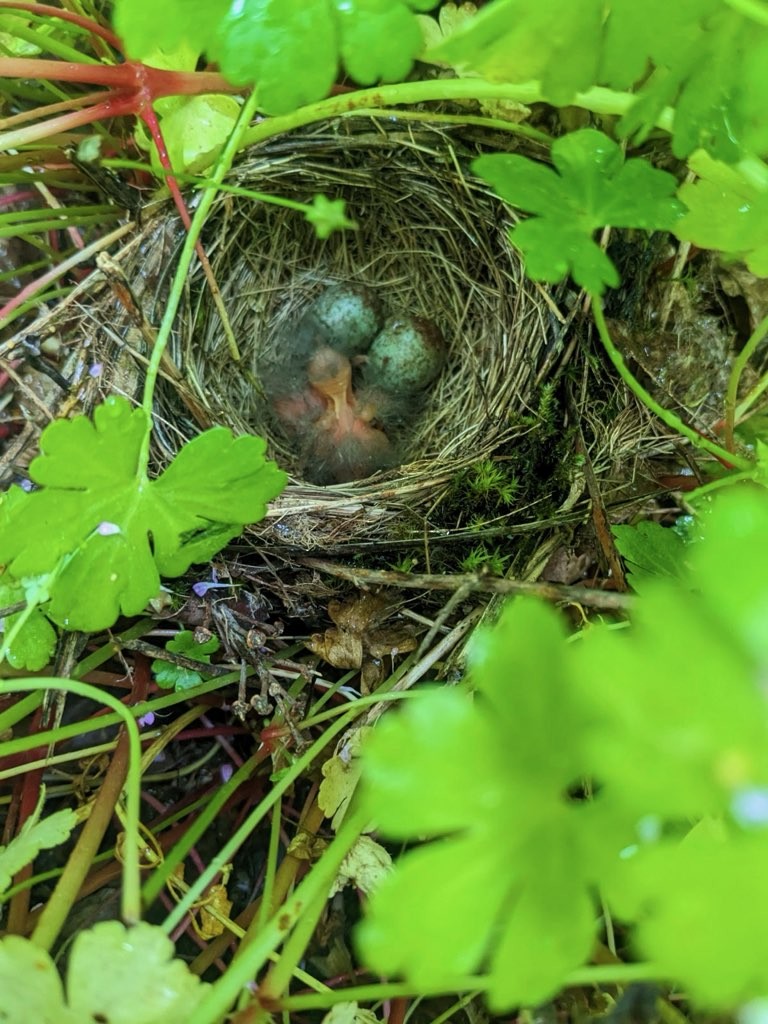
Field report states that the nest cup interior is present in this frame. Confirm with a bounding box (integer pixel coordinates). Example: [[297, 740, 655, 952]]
[[163, 119, 556, 498]]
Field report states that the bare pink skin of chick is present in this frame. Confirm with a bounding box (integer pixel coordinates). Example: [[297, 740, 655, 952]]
[[274, 346, 394, 484]]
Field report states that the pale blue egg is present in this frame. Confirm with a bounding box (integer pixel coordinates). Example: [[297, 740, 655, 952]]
[[365, 316, 444, 394]]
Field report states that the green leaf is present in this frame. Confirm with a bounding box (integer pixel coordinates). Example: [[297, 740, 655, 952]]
[[150, 426, 287, 574], [599, 0, 712, 90], [0, 397, 286, 632], [0, 802, 78, 895], [332, 0, 423, 85], [576, 489, 768, 822], [212, 0, 336, 114], [156, 94, 240, 175], [0, 934, 79, 1024], [473, 130, 683, 294], [0, 923, 209, 1024], [611, 4, 768, 161], [358, 601, 600, 1007], [611, 521, 687, 592], [115, 0, 448, 116], [430, 0, 603, 106], [211, 0, 437, 114], [113, 0, 230, 61], [305, 195, 358, 239], [688, 488, 768, 669], [675, 154, 768, 276], [0, 573, 57, 671], [66, 922, 209, 1024], [152, 629, 219, 691], [626, 832, 768, 1007], [429, 0, 768, 162], [358, 487, 768, 1010]]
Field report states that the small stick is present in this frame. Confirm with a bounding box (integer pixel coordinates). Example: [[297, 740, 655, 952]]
[[298, 558, 634, 611]]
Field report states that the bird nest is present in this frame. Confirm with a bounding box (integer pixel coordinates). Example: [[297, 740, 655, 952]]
[[12, 118, 565, 549]]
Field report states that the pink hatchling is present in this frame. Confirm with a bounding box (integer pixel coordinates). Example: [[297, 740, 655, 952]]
[[273, 346, 394, 485]]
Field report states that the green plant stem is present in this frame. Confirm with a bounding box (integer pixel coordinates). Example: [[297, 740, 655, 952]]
[[0, 0, 123, 47], [350, 106, 553, 143], [141, 747, 265, 907], [159, 703, 365, 934], [136, 87, 263, 469], [0, 690, 42, 734], [724, 309, 768, 447], [242, 79, 672, 151], [723, 0, 768, 27], [256, 799, 283, 934], [258, 878, 332, 1003], [8, 678, 142, 938], [0, 672, 242, 760], [276, 962, 662, 1012], [3, 21, 102, 63], [32, 728, 132, 949], [591, 295, 752, 471], [0, 678, 142, 933], [185, 807, 368, 1024]]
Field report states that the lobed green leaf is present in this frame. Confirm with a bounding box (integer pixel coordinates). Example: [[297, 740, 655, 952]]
[[0, 398, 286, 632], [473, 130, 683, 294], [676, 155, 768, 276], [359, 601, 600, 1007], [0, 573, 57, 671], [0, 806, 78, 896], [611, 521, 687, 592], [112, 0, 227, 64], [430, 0, 603, 106], [152, 630, 219, 691]]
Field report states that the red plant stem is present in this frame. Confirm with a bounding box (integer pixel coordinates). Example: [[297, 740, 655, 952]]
[[0, 89, 109, 129], [0, 56, 234, 96], [0, 221, 134, 326], [0, 0, 123, 48], [0, 190, 36, 207], [1, 92, 136, 147]]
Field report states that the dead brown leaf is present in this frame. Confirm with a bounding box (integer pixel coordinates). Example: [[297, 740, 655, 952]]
[[306, 590, 418, 690]]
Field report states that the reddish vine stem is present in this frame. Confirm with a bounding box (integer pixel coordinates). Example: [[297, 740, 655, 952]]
[[0, 0, 123, 48], [0, 56, 232, 95]]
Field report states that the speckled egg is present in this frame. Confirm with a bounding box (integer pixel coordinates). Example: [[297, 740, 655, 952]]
[[365, 316, 445, 394], [305, 284, 383, 356]]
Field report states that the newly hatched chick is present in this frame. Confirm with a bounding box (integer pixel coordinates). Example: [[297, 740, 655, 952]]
[[261, 284, 383, 400], [273, 346, 395, 485]]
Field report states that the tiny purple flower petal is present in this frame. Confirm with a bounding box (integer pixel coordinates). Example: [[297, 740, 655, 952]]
[[19, 478, 33, 492], [220, 763, 233, 784], [89, 362, 103, 378], [138, 711, 155, 728], [192, 580, 229, 597], [732, 786, 768, 827], [97, 521, 121, 536]]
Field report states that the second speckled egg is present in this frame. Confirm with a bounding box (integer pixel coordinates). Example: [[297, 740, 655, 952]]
[[365, 316, 444, 394]]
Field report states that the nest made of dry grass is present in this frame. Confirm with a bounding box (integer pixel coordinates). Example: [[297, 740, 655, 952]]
[[164, 118, 566, 545], [5, 117, 572, 549]]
